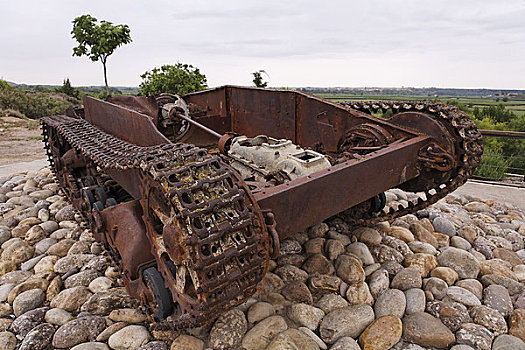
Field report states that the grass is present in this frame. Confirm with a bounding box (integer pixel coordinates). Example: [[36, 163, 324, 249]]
[[314, 93, 525, 118]]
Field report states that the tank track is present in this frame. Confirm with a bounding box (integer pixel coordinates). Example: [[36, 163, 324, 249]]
[[338, 101, 483, 225], [41, 115, 269, 330]]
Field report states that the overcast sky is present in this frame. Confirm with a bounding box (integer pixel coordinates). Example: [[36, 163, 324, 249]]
[[1, 0, 524, 89]]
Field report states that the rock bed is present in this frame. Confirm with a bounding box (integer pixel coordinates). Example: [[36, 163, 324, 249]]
[[0, 169, 525, 350]]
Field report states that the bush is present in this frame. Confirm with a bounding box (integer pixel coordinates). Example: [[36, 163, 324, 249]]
[[0, 108, 26, 119], [474, 144, 512, 180], [0, 80, 79, 119], [138, 63, 207, 96]]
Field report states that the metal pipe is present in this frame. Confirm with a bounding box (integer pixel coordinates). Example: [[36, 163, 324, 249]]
[[481, 130, 525, 139], [174, 113, 222, 139]]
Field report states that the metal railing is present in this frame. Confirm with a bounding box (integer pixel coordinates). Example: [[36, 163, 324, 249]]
[[473, 130, 525, 185]]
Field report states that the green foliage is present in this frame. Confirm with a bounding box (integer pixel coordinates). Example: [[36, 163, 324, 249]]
[[473, 104, 515, 123], [55, 78, 80, 99], [138, 64, 208, 96], [0, 80, 79, 119], [0, 108, 26, 119], [0, 80, 13, 90], [71, 14, 132, 96], [474, 144, 512, 180], [252, 70, 268, 88]]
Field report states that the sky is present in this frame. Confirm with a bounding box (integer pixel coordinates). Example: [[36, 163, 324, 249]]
[[1, 0, 525, 89]]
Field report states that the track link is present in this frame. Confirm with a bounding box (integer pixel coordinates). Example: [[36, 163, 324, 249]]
[[41, 115, 269, 330], [338, 101, 483, 224]]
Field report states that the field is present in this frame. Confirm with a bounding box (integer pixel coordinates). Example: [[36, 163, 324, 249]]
[[314, 93, 525, 117]]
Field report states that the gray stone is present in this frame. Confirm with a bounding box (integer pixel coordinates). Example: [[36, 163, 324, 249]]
[[0, 331, 16, 350], [316, 294, 348, 314], [335, 254, 365, 286], [402, 312, 455, 348], [325, 239, 345, 260], [437, 247, 480, 279], [451, 236, 472, 250], [9, 307, 48, 337], [329, 336, 361, 350], [455, 323, 493, 350], [108, 325, 150, 350], [405, 288, 426, 315], [52, 316, 106, 348], [423, 277, 449, 300], [469, 305, 507, 336], [0, 283, 15, 302], [209, 309, 247, 350], [391, 267, 422, 290], [13, 288, 44, 316], [298, 327, 327, 350], [408, 241, 437, 255], [20, 254, 46, 271], [44, 308, 73, 326], [433, 216, 456, 236], [483, 284, 513, 317], [275, 264, 308, 283], [50, 286, 92, 313], [55, 205, 76, 222], [266, 328, 320, 350], [374, 289, 406, 318], [169, 335, 203, 350], [446, 286, 481, 307], [80, 288, 136, 315], [370, 244, 404, 263], [19, 323, 55, 350], [109, 308, 147, 324], [455, 279, 483, 300], [247, 302, 275, 324], [242, 315, 287, 350], [481, 274, 525, 295], [71, 343, 110, 350], [287, 303, 325, 330], [88, 276, 113, 293], [53, 253, 96, 274], [382, 236, 411, 256], [280, 239, 302, 255], [64, 269, 99, 288], [492, 334, 525, 350], [368, 268, 389, 298], [319, 304, 374, 344], [354, 227, 382, 245]]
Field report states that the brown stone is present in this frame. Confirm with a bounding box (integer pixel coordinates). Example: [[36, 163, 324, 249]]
[[479, 260, 517, 280], [409, 222, 438, 248], [0, 261, 16, 277], [359, 315, 402, 350], [389, 226, 415, 243], [509, 309, 525, 342], [430, 267, 458, 286], [403, 312, 455, 348], [493, 248, 523, 267], [403, 253, 438, 277], [431, 231, 450, 247]]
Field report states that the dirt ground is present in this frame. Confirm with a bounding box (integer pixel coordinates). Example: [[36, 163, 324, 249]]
[[0, 116, 46, 165]]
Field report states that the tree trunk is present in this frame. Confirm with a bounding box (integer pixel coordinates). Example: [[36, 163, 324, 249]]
[[102, 61, 109, 98]]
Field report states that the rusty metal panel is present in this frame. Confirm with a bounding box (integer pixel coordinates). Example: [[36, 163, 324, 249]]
[[182, 87, 231, 146], [101, 200, 155, 281], [255, 136, 429, 238], [228, 87, 297, 141], [83, 95, 170, 147]]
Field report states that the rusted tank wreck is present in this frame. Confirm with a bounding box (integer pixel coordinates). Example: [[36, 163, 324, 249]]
[[41, 86, 483, 329]]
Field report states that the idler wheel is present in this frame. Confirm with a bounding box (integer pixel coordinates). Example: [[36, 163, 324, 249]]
[[143, 267, 174, 321]]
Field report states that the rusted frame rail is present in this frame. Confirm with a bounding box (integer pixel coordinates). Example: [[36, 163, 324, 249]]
[[255, 136, 430, 237]]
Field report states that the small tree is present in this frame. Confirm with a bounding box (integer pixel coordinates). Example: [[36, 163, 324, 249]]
[[138, 64, 208, 96], [252, 70, 269, 88], [71, 14, 132, 97], [56, 78, 80, 99]]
